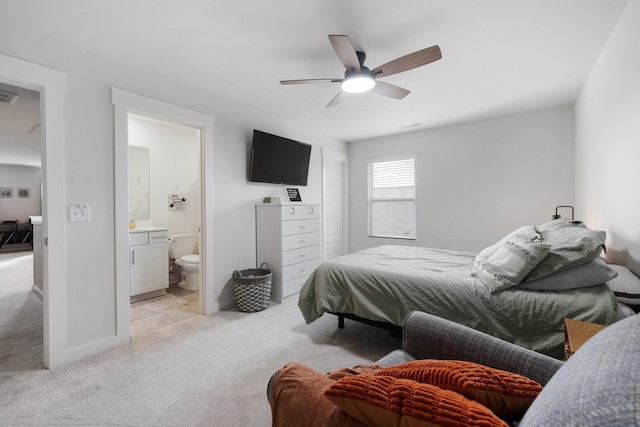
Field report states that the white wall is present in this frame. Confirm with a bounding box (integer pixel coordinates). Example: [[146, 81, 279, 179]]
[[128, 115, 200, 236], [0, 28, 346, 364], [349, 105, 575, 253], [575, 0, 640, 274], [211, 116, 338, 304], [0, 164, 41, 222]]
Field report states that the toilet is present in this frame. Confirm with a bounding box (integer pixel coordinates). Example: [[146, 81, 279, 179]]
[[169, 233, 200, 291]]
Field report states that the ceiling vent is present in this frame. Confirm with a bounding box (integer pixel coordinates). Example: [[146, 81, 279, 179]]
[[0, 90, 19, 105]]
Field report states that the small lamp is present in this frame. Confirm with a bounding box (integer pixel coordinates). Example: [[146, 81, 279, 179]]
[[553, 205, 574, 220]]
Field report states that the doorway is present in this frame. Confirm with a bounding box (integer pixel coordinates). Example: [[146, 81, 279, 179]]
[[127, 114, 202, 334], [0, 82, 42, 369], [0, 53, 66, 368], [322, 148, 349, 260], [112, 88, 215, 341]]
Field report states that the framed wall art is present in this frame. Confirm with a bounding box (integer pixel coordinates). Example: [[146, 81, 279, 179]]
[[0, 187, 12, 198]]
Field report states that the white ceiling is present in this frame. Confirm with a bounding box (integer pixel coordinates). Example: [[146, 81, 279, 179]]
[[0, 0, 630, 166]]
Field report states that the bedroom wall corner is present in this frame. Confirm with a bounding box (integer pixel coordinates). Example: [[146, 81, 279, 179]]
[[575, 0, 640, 274]]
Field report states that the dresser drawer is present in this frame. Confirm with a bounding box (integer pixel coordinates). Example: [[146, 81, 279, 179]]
[[282, 274, 312, 299], [282, 232, 320, 251], [281, 219, 319, 236], [282, 258, 321, 282], [282, 245, 320, 267], [281, 205, 319, 220]]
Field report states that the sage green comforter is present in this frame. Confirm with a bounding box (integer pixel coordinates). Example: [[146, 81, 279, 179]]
[[298, 245, 618, 358]]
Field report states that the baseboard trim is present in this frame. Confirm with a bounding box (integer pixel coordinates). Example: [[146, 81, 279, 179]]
[[62, 334, 129, 367], [31, 285, 44, 302]]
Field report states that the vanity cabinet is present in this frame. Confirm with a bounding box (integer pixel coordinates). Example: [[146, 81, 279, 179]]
[[129, 228, 169, 297], [256, 204, 321, 303]]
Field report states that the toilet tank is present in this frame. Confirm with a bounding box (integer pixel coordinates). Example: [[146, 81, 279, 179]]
[[169, 233, 197, 259]]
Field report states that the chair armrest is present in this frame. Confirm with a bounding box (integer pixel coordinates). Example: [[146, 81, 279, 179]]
[[267, 369, 280, 406], [402, 311, 563, 386]]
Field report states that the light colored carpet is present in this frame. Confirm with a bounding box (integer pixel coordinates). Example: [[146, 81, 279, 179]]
[[0, 252, 43, 372], [0, 252, 401, 426], [130, 293, 189, 321]]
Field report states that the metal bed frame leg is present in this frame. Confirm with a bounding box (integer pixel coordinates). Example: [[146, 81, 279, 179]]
[[338, 314, 345, 329]]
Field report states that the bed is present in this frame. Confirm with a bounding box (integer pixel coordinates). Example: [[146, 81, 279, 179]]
[[298, 219, 625, 358]]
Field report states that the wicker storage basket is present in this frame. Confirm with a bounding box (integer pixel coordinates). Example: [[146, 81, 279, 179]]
[[232, 263, 272, 312]]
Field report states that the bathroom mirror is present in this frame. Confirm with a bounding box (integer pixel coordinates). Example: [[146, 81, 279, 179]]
[[128, 145, 150, 221]]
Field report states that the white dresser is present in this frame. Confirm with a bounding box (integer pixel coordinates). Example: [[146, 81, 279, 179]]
[[256, 204, 321, 303], [129, 227, 169, 297]]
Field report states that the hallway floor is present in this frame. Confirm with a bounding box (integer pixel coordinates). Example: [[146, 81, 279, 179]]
[[0, 251, 42, 371]]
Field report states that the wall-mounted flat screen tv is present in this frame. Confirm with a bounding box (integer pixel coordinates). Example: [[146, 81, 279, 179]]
[[249, 130, 312, 186]]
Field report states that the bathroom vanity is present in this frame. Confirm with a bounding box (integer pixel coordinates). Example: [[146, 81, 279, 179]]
[[129, 227, 169, 298]]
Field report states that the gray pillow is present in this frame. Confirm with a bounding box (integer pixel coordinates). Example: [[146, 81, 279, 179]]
[[524, 219, 606, 282], [520, 313, 640, 426], [517, 257, 617, 291], [472, 226, 551, 292], [606, 264, 640, 305]]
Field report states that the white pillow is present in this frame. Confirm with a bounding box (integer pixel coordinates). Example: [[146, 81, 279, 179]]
[[606, 264, 640, 305]]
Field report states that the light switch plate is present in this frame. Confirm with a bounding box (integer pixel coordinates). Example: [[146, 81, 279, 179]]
[[69, 204, 91, 222]]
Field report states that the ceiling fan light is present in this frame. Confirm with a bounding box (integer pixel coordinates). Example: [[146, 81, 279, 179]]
[[341, 74, 375, 93]]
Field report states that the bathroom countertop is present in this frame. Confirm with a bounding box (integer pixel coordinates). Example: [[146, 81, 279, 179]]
[[129, 227, 168, 233]]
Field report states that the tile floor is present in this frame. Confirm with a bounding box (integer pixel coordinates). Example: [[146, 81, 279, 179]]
[[130, 283, 200, 335]]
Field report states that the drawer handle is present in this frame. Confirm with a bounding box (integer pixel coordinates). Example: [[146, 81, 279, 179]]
[[298, 225, 306, 229], [299, 254, 307, 258], [299, 268, 307, 273], [308, 207, 314, 213], [289, 207, 296, 215], [131, 250, 135, 265], [299, 240, 306, 244]]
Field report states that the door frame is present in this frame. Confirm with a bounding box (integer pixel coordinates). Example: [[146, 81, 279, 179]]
[[112, 88, 215, 340], [321, 148, 349, 259], [0, 53, 67, 368]]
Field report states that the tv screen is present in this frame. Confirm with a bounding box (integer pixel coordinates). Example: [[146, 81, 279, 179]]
[[249, 130, 312, 186]]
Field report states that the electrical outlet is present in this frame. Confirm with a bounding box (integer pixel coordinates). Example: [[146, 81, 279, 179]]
[[69, 204, 91, 222]]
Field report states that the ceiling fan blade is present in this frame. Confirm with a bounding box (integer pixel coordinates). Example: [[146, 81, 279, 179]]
[[328, 35, 361, 72], [371, 45, 442, 78], [280, 78, 341, 85], [373, 81, 410, 99], [326, 91, 344, 108]]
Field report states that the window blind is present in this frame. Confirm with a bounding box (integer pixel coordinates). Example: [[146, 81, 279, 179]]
[[367, 157, 416, 240]]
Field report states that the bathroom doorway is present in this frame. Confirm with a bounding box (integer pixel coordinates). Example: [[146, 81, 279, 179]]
[[112, 87, 215, 341], [127, 114, 202, 334]]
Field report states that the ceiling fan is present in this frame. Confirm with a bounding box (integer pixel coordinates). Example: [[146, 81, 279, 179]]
[[280, 35, 442, 107]]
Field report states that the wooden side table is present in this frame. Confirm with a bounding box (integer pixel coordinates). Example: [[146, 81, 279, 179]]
[[564, 318, 607, 360]]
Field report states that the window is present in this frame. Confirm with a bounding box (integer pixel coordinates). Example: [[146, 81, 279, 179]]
[[367, 156, 416, 240]]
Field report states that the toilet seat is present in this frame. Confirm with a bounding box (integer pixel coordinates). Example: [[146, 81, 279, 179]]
[[180, 254, 199, 264]]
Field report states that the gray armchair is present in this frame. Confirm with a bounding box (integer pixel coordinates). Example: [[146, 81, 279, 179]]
[[269, 310, 640, 426], [376, 311, 563, 386]]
